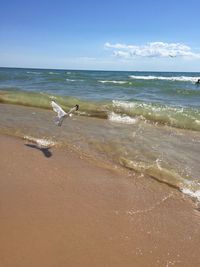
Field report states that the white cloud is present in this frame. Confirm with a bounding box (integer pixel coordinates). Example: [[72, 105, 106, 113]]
[[104, 41, 200, 59]]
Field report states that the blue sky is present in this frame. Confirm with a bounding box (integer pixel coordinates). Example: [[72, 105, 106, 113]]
[[1, 0, 200, 71]]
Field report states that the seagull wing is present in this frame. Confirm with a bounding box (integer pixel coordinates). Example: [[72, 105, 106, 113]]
[[51, 101, 67, 126], [66, 105, 78, 116], [51, 101, 67, 118], [51, 101, 79, 127]]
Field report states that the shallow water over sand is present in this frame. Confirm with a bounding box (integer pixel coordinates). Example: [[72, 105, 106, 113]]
[[1, 103, 200, 200]]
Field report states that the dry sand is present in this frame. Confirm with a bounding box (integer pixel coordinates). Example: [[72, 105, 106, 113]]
[[0, 134, 200, 267]]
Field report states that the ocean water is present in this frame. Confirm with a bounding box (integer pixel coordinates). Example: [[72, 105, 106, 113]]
[[0, 67, 200, 200]]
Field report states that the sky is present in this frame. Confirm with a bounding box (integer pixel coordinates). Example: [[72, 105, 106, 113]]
[[0, 0, 200, 71]]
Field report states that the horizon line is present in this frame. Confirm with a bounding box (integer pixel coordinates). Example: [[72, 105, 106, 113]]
[[0, 66, 200, 73]]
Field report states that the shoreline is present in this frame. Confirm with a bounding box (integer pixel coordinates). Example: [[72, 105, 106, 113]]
[[0, 134, 200, 266], [1, 102, 200, 198]]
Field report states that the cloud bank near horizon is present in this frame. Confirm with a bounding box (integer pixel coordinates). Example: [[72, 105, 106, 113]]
[[104, 42, 200, 59]]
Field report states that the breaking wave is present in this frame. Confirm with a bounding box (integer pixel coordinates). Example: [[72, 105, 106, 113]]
[[98, 80, 130, 84], [129, 75, 200, 83], [1, 90, 200, 131], [108, 112, 138, 124]]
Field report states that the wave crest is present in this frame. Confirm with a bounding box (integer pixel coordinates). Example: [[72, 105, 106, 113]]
[[108, 112, 138, 124], [129, 75, 200, 82]]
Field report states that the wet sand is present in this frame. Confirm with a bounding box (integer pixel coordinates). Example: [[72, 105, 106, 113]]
[[0, 134, 200, 267]]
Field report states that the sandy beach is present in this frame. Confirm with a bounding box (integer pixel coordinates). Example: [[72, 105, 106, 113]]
[[1, 0, 200, 265], [0, 134, 200, 267]]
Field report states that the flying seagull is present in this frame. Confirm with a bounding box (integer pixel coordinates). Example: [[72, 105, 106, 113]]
[[51, 100, 79, 126]]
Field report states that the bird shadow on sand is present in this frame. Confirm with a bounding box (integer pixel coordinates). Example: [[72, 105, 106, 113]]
[[25, 144, 52, 158]]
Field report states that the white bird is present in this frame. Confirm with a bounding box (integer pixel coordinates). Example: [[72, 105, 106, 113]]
[[51, 101, 79, 126]]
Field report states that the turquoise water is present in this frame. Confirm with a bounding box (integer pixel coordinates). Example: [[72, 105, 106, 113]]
[[0, 67, 200, 200], [1, 67, 200, 130]]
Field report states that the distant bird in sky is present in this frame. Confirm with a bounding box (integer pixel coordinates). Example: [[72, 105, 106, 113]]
[[51, 101, 79, 126]]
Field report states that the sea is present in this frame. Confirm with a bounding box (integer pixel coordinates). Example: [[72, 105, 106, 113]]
[[0, 67, 200, 201]]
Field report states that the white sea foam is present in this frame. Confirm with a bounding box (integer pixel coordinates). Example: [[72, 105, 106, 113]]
[[112, 99, 187, 113], [108, 112, 137, 124], [112, 100, 137, 109], [66, 78, 76, 82], [129, 75, 199, 83], [24, 135, 57, 148], [48, 72, 59, 75], [26, 71, 41, 75], [181, 188, 200, 202], [98, 80, 129, 84], [112, 99, 150, 113]]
